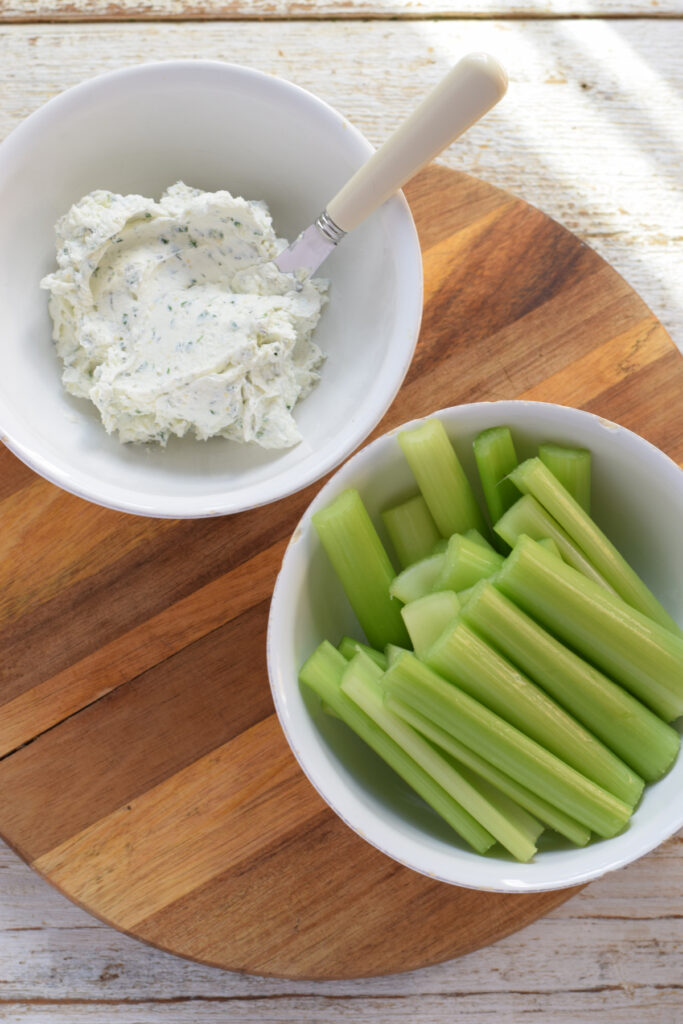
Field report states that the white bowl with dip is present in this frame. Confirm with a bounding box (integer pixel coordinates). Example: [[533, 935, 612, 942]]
[[267, 401, 683, 892], [0, 61, 422, 517]]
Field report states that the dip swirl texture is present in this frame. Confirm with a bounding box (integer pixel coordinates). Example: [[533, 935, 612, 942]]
[[41, 182, 327, 448]]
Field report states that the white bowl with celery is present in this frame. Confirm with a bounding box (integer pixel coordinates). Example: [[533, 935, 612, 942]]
[[267, 401, 683, 892]]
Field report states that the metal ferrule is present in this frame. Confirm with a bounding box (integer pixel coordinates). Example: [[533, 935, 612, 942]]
[[315, 209, 346, 246]]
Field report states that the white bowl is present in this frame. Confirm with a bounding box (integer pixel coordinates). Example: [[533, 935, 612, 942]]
[[268, 401, 683, 892], [0, 61, 422, 517]]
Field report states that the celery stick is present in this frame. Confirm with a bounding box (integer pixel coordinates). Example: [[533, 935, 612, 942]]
[[509, 458, 680, 633], [385, 643, 410, 667], [538, 443, 591, 513], [338, 636, 388, 670], [381, 652, 633, 838], [313, 489, 409, 650], [457, 765, 544, 848], [462, 581, 680, 782], [537, 537, 562, 558], [425, 619, 643, 806], [299, 642, 494, 853], [401, 591, 460, 657], [381, 494, 441, 569], [341, 654, 537, 861], [473, 426, 520, 524], [386, 695, 591, 846], [433, 533, 504, 593], [464, 528, 497, 552], [456, 586, 476, 607], [390, 550, 445, 604], [398, 419, 487, 537], [495, 495, 612, 590], [496, 536, 683, 722]]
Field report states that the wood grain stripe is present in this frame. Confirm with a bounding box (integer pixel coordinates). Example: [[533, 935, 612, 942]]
[[0, 600, 273, 862], [0, 482, 175, 627], [3, 1, 681, 22], [134, 813, 578, 978], [584, 350, 683, 467], [0, 540, 286, 757], [33, 715, 325, 932], [0, 490, 309, 707], [518, 319, 673, 407]]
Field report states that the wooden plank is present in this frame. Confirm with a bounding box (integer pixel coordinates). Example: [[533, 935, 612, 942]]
[[3, 2, 683, 23], [1, 20, 681, 354]]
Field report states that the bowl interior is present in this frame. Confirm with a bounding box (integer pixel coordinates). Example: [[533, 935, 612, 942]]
[[268, 401, 683, 891], [0, 61, 421, 516]]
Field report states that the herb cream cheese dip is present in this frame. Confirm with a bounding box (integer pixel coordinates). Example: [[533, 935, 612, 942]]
[[41, 182, 327, 448]]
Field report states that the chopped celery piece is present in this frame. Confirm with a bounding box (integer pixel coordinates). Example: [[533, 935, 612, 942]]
[[401, 591, 461, 657], [381, 494, 441, 569], [433, 533, 504, 592], [431, 538, 449, 554], [509, 458, 680, 633], [338, 636, 388, 670], [299, 642, 494, 853], [538, 443, 591, 513], [495, 495, 612, 590], [385, 643, 410, 667], [381, 652, 633, 838], [496, 536, 683, 722], [398, 419, 487, 537], [390, 550, 446, 604], [537, 537, 562, 558], [313, 489, 409, 650], [462, 580, 680, 782], [387, 696, 590, 846], [464, 528, 496, 553], [457, 764, 544, 848], [456, 585, 476, 607], [473, 426, 520, 524], [425, 619, 643, 807], [341, 654, 536, 861]]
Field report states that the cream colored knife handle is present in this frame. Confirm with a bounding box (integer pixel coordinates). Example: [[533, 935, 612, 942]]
[[326, 53, 507, 234]]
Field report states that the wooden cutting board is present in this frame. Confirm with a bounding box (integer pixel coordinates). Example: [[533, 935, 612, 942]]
[[0, 165, 681, 980]]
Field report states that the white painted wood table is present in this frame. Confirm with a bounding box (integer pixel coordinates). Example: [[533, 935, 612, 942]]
[[1, 3, 682, 1021]]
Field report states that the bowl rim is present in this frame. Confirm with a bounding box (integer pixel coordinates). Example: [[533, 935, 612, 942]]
[[0, 59, 423, 518], [267, 400, 683, 892]]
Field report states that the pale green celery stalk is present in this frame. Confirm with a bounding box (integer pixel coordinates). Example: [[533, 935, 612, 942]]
[[433, 534, 504, 592], [313, 489, 409, 650], [401, 591, 461, 658], [537, 537, 562, 558], [338, 636, 388, 670], [342, 653, 536, 861], [457, 764, 544, 847], [381, 494, 441, 569], [425, 619, 643, 807], [462, 580, 680, 782], [456, 586, 476, 607], [385, 643, 410, 667], [380, 651, 633, 838], [464, 528, 497, 552], [386, 696, 590, 846], [390, 550, 446, 604], [398, 419, 487, 537], [509, 458, 680, 633], [496, 536, 683, 722], [473, 426, 520, 524], [538, 443, 591, 513], [299, 642, 494, 854], [431, 538, 449, 554], [495, 495, 612, 590]]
